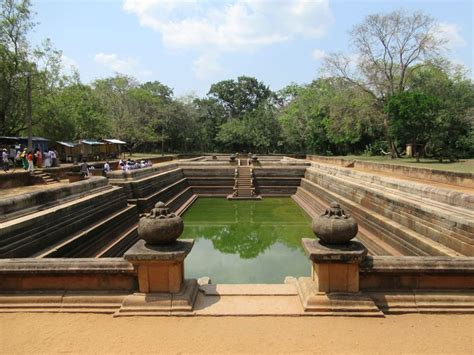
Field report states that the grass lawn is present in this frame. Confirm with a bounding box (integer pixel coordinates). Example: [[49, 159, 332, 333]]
[[335, 155, 474, 174]]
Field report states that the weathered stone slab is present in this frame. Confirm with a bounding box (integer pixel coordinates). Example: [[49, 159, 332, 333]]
[[296, 277, 383, 317], [302, 239, 367, 263], [114, 279, 198, 317], [124, 239, 194, 262]]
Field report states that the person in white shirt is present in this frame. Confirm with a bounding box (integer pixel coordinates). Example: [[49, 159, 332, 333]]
[[50, 149, 57, 167], [103, 161, 111, 175], [43, 150, 51, 168], [2, 149, 9, 171]]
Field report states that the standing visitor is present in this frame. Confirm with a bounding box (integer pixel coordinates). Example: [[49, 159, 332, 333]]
[[2, 149, 9, 172], [27, 151, 34, 172], [103, 161, 111, 176], [50, 149, 57, 167], [35, 148, 43, 168], [80, 160, 89, 177], [43, 149, 51, 168], [20, 148, 28, 170], [9, 146, 16, 162]]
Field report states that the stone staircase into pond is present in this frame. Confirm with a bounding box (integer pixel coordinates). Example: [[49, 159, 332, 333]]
[[0, 181, 139, 258], [31, 169, 60, 185], [292, 162, 473, 257], [228, 166, 261, 200]]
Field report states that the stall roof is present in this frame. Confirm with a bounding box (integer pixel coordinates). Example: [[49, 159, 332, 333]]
[[0, 136, 49, 141], [57, 141, 77, 148], [103, 139, 127, 144], [80, 140, 104, 145]]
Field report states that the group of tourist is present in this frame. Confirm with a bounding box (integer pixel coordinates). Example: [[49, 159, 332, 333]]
[[1, 146, 58, 173], [118, 159, 153, 172]]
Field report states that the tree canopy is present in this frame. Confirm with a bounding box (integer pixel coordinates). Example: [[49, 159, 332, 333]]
[[0, 1, 472, 160]]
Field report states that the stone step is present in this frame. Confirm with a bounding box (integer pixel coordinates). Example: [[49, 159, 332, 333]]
[[0, 187, 126, 246], [174, 194, 198, 216], [135, 178, 189, 213], [93, 224, 139, 258], [0, 187, 129, 258], [292, 189, 402, 257], [309, 162, 473, 209], [300, 178, 462, 257], [305, 168, 473, 255], [166, 187, 194, 213], [307, 166, 474, 224], [33, 205, 138, 258]]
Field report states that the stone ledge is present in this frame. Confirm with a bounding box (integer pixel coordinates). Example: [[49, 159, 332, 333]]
[[302, 239, 368, 263], [295, 277, 383, 317], [361, 256, 474, 274], [124, 239, 194, 262], [367, 290, 474, 314], [113, 279, 198, 317], [0, 258, 134, 274], [0, 177, 109, 220], [0, 291, 128, 314], [199, 284, 298, 296]]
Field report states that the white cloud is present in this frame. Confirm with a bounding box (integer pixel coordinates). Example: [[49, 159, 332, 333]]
[[94, 53, 152, 77], [435, 22, 466, 49], [123, 0, 334, 78], [60, 54, 78, 75], [193, 52, 223, 80], [61, 54, 77, 69], [311, 49, 326, 60]]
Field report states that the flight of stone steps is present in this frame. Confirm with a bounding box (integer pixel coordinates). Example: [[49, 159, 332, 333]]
[[293, 162, 473, 257], [32, 169, 60, 185], [0, 184, 139, 258], [228, 166, 261, 199]]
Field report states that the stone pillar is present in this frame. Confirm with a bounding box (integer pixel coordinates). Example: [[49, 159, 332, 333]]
[[295, 202, 382, 316], [114, 202, 198, 317], [303, 239, 366, 293], [124, 239, 194, 293]]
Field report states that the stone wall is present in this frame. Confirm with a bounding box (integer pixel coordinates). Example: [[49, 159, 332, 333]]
[[254, 167, 307, 196], [307, 155, 474, 188], [0, 258, 136, 291]]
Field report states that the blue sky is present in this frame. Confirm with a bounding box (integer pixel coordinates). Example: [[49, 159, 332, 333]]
[[30, 0, 473, 97]]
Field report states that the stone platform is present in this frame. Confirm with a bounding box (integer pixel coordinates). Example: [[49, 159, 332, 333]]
[[1, 282, 472, 316]]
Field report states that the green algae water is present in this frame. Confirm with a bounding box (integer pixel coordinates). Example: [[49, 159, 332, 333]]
[[180, 197, 313, 283]]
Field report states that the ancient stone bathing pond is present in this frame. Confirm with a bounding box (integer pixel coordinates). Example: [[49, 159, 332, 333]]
[[180, 197, 313, 283]]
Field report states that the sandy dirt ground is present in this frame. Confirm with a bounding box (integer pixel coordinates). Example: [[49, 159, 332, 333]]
[[0, 313, 473, 354]]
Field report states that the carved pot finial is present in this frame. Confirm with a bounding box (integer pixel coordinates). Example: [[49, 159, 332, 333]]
[[312, 202, 358, 245], [137, 201, 184, 245], [229, 154, 236, 161]]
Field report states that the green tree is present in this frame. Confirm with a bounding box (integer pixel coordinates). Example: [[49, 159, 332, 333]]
[[386, 91, 440, 161], [324, 10, 446, 157], [278, 81, 330, 154], [0, 0, 34, 135], [208, 76, 273, 118], [408, 64, 474, 160], [1, 0, 66, 137]]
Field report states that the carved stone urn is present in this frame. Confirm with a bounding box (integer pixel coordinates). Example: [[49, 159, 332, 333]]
[[251, 154, 258, 162], [312, 202, 358, 245], [137, 202, 184, 245], [229, 154, 236, 162]]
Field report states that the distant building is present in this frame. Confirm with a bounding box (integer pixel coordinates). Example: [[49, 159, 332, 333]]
[[0, 136, 49, 152]]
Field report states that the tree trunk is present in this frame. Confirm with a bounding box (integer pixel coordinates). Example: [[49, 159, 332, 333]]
[[384, 113, 399, 159], [161, 128, 165, 156]]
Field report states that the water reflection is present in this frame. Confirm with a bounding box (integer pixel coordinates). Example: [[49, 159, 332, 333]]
[[180, 197, 313, 283]]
